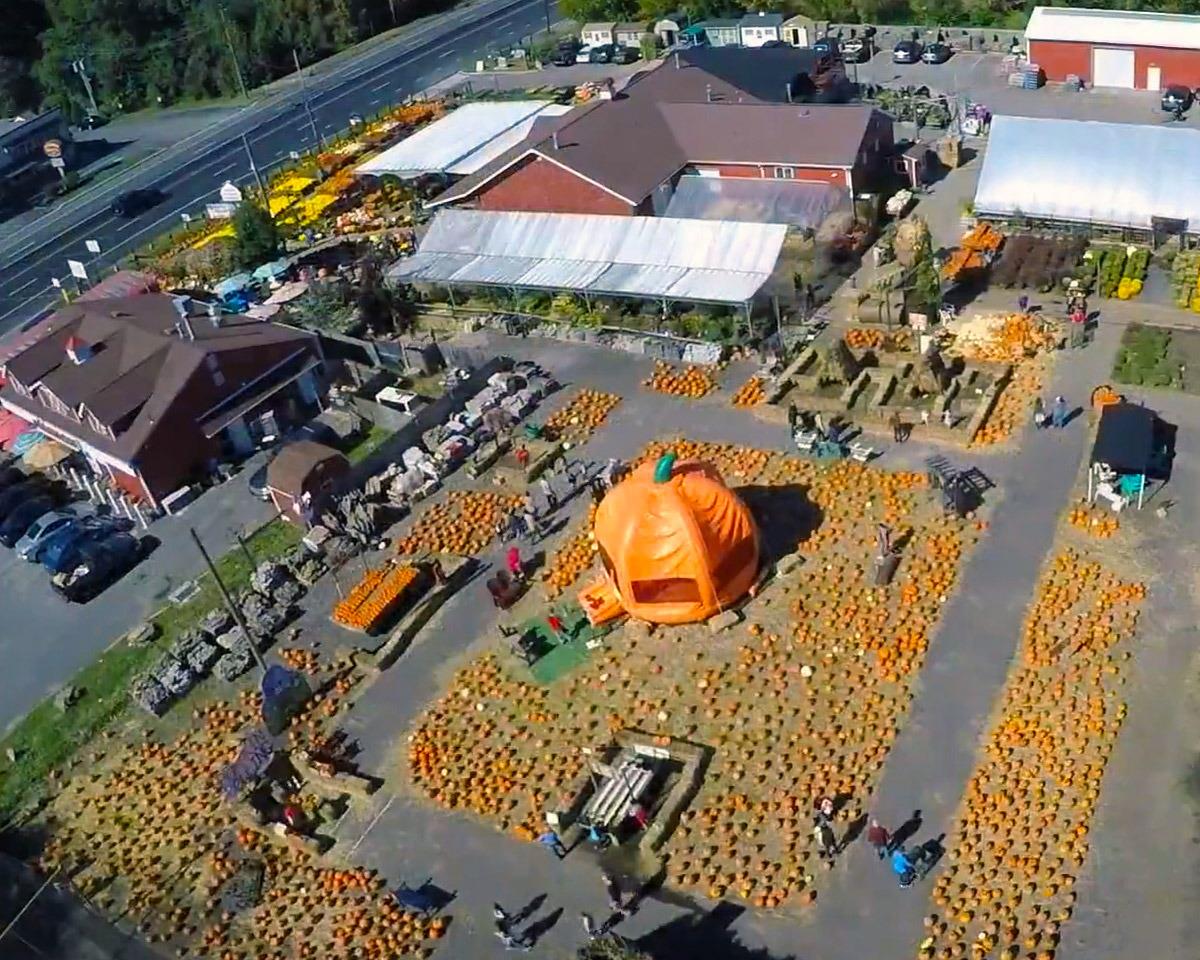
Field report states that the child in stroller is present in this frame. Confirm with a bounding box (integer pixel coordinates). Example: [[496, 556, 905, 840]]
[[891, 843, 937, 888]]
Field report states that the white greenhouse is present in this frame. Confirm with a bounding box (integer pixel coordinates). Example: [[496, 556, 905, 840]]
[[973, 115, 1200, 237]]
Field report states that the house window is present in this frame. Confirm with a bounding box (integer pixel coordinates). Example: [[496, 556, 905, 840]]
[[773, 166, 795, 180]]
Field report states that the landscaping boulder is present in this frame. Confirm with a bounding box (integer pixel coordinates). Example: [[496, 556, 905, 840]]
[[153, 653, 196, 697], [184, 638, 222, 676], [131, 675, 172, 717], [54, 684, 83, 712], [201, 608, 234, 637], [214, 649, 254, 682], [707, 610, 741, 634], [124, 622, 159, 648], [251, 561, 289, 597]]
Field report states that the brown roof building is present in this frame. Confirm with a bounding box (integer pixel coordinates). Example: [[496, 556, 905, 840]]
[[0, 294, 323, 507], [430, 47, 887, 221]]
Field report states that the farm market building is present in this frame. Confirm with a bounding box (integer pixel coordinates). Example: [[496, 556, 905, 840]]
[[1026, 5, 1200, 90], [0, 295, 323, 507], [973, 115, 1200, 238]]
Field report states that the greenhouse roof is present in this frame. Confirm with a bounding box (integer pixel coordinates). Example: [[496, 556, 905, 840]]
[[355, 101, 572, 178], [664, 176, 846, 229], [388, 209, 788, 303], [973, 115, 1200, 231]]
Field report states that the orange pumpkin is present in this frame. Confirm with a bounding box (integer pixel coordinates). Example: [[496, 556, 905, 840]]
[[581, 451, 760, 624]]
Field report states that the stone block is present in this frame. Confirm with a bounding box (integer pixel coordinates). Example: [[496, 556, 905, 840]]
[[708, 609, 741, 633]]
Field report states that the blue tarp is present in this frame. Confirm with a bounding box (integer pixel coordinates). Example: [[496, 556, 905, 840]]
[[213, 273, 254, 298]]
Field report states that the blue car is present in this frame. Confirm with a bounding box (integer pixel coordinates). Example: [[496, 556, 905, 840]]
[[40, 516, 131, 573]]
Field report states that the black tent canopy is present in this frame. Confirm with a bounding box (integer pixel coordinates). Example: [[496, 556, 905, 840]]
[[1089, 402, 1156, 509]]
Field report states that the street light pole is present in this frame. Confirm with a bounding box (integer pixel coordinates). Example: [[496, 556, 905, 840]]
[[542, 0, 551, 34], [240, 132, 269, 205], [71, 59, 99, 116], [293, 49, 327, 153], [190, 528, 268, 677], [219, 6, 250, 101]]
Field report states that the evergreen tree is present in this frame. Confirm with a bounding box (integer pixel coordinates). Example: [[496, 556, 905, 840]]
[[232, 201, 279, 268]]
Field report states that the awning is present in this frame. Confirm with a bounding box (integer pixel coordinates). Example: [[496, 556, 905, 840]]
[[0, 411, 31, 450], [22, 439, 72, 469], [1091, 402, 1156, 474], [389, 209, 788, 304]]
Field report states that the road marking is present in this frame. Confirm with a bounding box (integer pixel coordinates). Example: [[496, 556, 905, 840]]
[[8, 277, 41, 296], [348, 795, 395, 857], [369, 97, 381, 105], [0, 285, 52, 324], [439, 49, 456, 59], [371, 81, 390, 92]]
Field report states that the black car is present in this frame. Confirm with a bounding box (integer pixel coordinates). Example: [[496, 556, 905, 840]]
[[841, 36, 874, 62], [0, 479, 48, 522], [0, 497, 55, 548], [1162, 84, 1193, 113], [611, 44, 640, 64], [921, 42, 953, 64], [550, 40, 580, 66], [893, 40, 923, 63], [588, 44, 615, 64], [51, 532, 148, 603], [110, 188, 164, 218]]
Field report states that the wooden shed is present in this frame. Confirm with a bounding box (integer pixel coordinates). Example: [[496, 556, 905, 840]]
[[266, 440, 349, 521]]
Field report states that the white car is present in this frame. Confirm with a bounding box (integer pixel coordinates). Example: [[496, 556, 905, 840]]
[[574, 45, 595, 64]]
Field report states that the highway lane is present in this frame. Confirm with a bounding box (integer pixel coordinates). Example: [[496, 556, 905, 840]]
[[0, 0, 556, 332]]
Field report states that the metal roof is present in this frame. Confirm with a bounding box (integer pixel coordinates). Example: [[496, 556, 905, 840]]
[[664, 175, 847, 228], [388, 210, 787, 303], [355, 102, 570, 178], [974, 115, 1200, 231], [1026, 5, 1200, 51]]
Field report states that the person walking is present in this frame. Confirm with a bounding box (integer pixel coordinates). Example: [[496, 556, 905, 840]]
[[1017, 293, 1029, 313], [581, 912, 600, 940], [538, 476, 558, 510], [942, 407, 954, 429], [1051, 395, 1068, 429], [866, 819, 891, 859], [495, 924, 531, 951], [813, 821, 838, 866], [602, 871, 623, 911], [537, 828, 567, 859], [493, 904, 512, 928], [787, 403, 799, 431], [506, 546, 524, 583], [814, 795, 835, 825], [547, 612, 567, 641], [889, 410, 904, 443]]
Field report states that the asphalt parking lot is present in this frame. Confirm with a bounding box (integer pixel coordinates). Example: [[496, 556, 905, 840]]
[[0, 462, 278, 733], [855, 47, 1191, 127]]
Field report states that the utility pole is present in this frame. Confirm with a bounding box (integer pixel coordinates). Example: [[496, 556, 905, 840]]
[[71, 59, 99, 116], [219, 6, 249, 101], [542, 0, 551, 34], [241, 133, 269, 206], [190, 528, 268, 676], [293, 49, 326, 153]]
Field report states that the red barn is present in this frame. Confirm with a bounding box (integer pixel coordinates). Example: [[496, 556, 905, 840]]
[[1027, 5, 1200, 91]]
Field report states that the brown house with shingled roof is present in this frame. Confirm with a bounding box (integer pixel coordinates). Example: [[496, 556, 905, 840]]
[[429, 46, 888, 219], [0, 293, 323, 508]]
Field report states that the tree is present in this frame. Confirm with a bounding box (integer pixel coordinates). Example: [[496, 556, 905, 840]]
[[232, 201, 279, 268]]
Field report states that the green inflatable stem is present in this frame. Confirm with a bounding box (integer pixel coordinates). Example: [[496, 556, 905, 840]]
[[653, 452, 677, 483]]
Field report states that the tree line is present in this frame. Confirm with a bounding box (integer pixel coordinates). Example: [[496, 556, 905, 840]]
[[0, 0, 453, 118]]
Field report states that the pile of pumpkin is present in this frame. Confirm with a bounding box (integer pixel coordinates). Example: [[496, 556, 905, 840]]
[[845, 328, 885, 350], [395, 490, 522, 557], [541, 503, 599, 598], [406, 440, 982, 912], [951, 312, 1059, 364], [543, 389, 622, 444], [917, 545, 1145, 960], [730, 376, 766, 408], [278, 646, 320, 673], [635, 438, 771, 482], [331, 563, 420, 631], [970, 356, 1047, 449], [644, 361, 720, 399], [1068, 505, 1119, 539], [33, 649, 442, 960]]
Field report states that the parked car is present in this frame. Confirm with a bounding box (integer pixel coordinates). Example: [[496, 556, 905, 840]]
[[841, 36, 873, 62], [1162, 84, 1193, 113], [77, 113, 109, 130], [920, 42, 952, 64], [573, 44, 594, 64], [15, 509, 75, 560], [762, 39, 789, 48], [51, 532, 149, 603], [551, 41, 579, 66], [0, 478, 49, 522], [612, 44, 640, 64], [812, 36, 841, 60], [110, 188, 165, 218], [0, 497, 56, 548], [892, 40, 923, 63], [0, 466, 25, 490], [40, 517, 132, 574], [588, 44, 616, 64]]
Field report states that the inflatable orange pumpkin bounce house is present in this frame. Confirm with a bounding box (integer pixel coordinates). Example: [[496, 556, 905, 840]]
[[578, 451, 761, 625]]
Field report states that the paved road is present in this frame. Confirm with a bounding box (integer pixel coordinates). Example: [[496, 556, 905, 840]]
[[0, 0, 559, 335]]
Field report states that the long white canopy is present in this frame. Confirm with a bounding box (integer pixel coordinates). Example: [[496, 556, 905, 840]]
[[388, 209, 789, 303], [974, 115, 1200, 232]]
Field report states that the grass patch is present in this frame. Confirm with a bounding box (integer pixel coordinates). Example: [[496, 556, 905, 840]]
[[0, 518, 301, 825], [345, 423, 393, 465], [1113, 323, 1183, 389]]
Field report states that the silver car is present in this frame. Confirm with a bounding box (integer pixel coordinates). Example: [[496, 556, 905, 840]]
[[15, 509, 75, 561]]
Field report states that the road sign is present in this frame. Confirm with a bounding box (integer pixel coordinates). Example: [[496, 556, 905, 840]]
[[43, 139, 63, 159], [85, 239, 101, 254], [205, 202, 237, 220], [218, 181, 243, 204], [67, 259, 88, 281], [180, 212, 192, 223], [49, 157, 65, 170], [50, 277, 61, 288]]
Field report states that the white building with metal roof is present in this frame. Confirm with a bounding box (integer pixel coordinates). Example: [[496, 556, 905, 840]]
[[974, 115, 1200, 235]]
